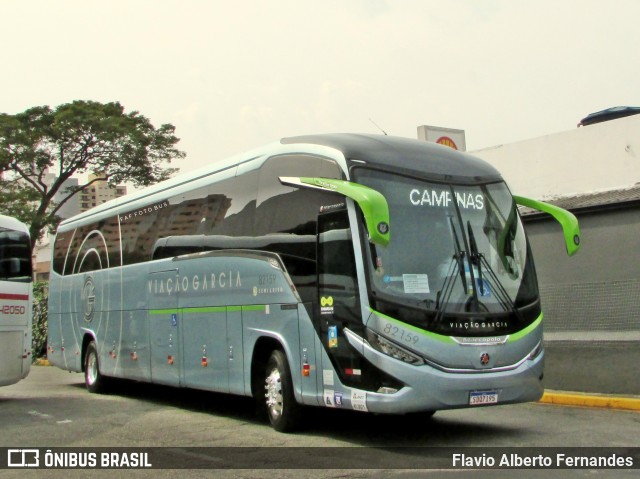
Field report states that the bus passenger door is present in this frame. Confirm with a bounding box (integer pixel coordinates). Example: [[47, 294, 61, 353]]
[[317, 209, 365, 390], [148, 269, 181, 386]]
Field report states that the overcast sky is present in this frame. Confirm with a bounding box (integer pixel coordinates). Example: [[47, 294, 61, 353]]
[[2, 0, 639, 174]]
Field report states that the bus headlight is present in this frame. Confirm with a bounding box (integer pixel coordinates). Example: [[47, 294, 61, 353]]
[[366, 330, 424, 365]]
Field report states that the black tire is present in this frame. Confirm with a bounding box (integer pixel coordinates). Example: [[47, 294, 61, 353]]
[[84, 341, 107, 393], [263, 349, 300, 432]]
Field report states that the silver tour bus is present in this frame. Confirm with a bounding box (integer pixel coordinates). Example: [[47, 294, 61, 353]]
[[48, 134, 580, 431]]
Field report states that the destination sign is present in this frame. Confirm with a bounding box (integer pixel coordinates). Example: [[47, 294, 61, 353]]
[[409, 188, 484, 210]]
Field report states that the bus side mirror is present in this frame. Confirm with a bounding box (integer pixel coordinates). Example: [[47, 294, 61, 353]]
[[279, 177, 390, 246], [513, 195, 581, 256]]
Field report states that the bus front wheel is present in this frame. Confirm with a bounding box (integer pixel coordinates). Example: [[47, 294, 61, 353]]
[[84, 341, 107, 393], [263, 349, 300, 432]]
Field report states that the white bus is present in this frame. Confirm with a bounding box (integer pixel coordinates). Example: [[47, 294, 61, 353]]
[[48, 134, 580, 431], [0, 214, 33, 386]]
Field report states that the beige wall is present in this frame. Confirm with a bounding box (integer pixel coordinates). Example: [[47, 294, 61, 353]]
[[472, 115, 640, 199]]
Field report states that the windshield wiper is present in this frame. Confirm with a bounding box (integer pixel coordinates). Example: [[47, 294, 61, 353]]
[[467, 222, 525, 323], [467, 221, 484, 296], [434, 217, 468, 322], [450, 216, 467, 291]]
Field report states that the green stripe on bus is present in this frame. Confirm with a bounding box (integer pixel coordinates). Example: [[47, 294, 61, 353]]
[[371, 309, 543, 344], [182, 306, 227, 314], [507, 314, 543, 342], [242, 305, 267, 312], [369, 308, 455, 344]]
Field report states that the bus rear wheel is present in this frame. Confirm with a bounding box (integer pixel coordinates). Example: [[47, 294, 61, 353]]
[[263, 349, 300, 432], [85, 341, 107, 393]]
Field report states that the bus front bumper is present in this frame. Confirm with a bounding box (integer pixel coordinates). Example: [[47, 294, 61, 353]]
[[344, 329, 545, 414]]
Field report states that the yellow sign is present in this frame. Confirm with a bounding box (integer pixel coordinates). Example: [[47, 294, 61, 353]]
[[321, 296, 334, 307], [436, 136, 458, 150]]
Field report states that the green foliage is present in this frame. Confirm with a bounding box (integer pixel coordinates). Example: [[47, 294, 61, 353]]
[[0, 179, 38, 217], [32, 281, 48, 361], [0, 100, 184, 246], [0, 180, 59, 236]]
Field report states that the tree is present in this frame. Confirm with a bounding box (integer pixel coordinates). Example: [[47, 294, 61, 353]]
[[0, 100, 183, 246], [32, 280, 49, 360]]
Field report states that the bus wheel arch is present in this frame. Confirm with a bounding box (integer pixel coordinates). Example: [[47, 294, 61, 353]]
[[250, 337, 281, 401], [251, 337, 301, 432], [80, 334, 95, 373]]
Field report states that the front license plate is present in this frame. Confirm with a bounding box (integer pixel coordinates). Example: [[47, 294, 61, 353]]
[[469, 391, 498, 406]]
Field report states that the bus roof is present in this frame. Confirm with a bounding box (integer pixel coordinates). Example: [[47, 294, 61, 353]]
[[281, 133, 502, 182], [0, 214, 29, 234], [59, 133, 503, 229]]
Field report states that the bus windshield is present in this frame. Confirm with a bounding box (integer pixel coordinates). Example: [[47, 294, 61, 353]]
[[0, 227, 32, 283], [354, 168, 538, 321]]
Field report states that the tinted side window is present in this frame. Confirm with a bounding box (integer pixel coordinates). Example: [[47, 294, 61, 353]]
[[120, 200, 168, 265], [53, 230, 73, 275], [254, 155, 344, 301], [204, 170, 257, 237], [0, 228, 32, 282], [63, 216, 120, 274], [318, 209, 360, 318], [149, 171, 259, 261], [125, 171, 257, 264], [255, 155, 343, 236]]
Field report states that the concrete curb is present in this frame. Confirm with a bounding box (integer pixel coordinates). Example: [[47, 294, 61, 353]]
[[540, 390, 640, 412]]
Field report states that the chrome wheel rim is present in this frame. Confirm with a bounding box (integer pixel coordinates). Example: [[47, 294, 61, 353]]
[[264, 367, 283, 420], [86, 352, 98, 386]]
